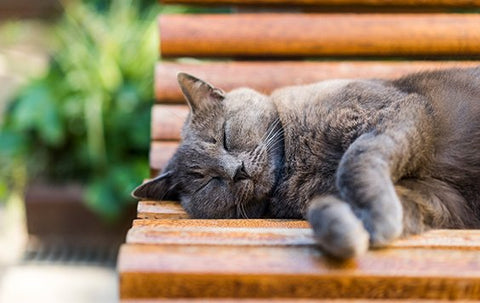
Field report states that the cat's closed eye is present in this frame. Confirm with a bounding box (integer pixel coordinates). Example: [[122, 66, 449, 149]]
[[189, 172, 205, 179], [223, 128, 229, 151], [205, 137, 217, 144]]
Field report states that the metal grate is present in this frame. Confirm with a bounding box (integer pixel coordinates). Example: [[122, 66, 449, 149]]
[[21, 241, 118, 267]]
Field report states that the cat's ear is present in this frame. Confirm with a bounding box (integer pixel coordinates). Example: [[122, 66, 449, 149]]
[[131, 171, 178, 201], [177, 72, 225, 113]]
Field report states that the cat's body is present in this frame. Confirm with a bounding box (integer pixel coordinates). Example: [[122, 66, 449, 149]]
[[134, 67, 480, 258]]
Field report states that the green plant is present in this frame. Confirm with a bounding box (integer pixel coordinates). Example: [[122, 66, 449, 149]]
[[0, 0, 188, 220]]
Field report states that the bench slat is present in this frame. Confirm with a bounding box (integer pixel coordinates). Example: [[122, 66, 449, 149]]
[[128, 219, 480, 249], [151, 105, 188, 140], [150, 141, 177, 176], [160, 0, 480, 7], [119, 243, 480, 299], [137, 201, 188, 219], [122, 300, 480, 303], [155, 61, 480, 103], [132, 219, 308, 228], [159, 14, 480, 58]]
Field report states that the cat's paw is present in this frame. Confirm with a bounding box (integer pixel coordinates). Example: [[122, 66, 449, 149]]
[[307, 196, 369, 259], [354, 203, 403, 248]]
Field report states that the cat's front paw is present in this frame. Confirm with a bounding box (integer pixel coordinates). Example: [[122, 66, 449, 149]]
[[307, 195, 369, 259], [353, 202, 403, 248]]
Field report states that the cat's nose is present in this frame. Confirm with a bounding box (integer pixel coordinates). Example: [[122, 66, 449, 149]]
[[233, 162, 250, 182]]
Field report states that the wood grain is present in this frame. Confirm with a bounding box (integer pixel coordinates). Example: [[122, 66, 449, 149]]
[[119, 243, 480, 299], [159, 0, 480, 7], [137, 201, 188, 219], [132, 219, 309, 228], [159, 14, 480, 58], [151, 105, 188, 140], [128, 219, 480, 249], [121, 300, 479, 303], [128, 219, 312, 246], [150, 141, 178, 176], [155, 61, 480, 103]]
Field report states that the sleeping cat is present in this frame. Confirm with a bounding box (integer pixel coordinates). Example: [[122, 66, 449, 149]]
[[133, 67, 480, 259]]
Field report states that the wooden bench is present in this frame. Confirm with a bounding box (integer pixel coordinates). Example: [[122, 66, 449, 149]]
[[118, 0, 480, 301]]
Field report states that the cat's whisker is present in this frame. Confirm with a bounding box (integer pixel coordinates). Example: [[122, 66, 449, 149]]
[[261, 118, 281, 142], [263, 129, 281, 148], [236, 203, 242, 219], [264, 129, 285, 150], [240, 202, 249, 219]]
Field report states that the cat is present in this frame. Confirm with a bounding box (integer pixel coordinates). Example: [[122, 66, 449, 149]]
[[133, 67, 480, 259]]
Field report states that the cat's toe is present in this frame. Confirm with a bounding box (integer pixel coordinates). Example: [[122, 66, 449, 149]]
[[368, 219, 403, 247], [307, 196, 369, 259], [359, 210, 403, 247]]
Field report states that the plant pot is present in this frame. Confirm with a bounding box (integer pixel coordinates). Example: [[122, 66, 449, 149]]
[[24, 183, 136, 248]]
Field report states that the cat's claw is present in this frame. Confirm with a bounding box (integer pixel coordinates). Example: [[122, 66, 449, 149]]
[[307, 196, 369, 259]]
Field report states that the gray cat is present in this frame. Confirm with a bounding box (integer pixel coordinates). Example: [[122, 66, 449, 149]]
[[133, 67, 480, 259]]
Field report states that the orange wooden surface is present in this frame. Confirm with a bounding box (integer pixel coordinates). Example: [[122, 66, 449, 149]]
[[122, 300, 480, 303], [119, 242, 480, 299], [127, 302, 479, 303], [128, 219, 312, 246], [159, 0, 480, 7], [149, 141, 178, 176], [151, 105, 188, 140], [159, 14, 480, 58], [132, 218, 309, 228], [155, 61, 480, 103], [128, 219, 480, 249], [137, 201, 188, 219]]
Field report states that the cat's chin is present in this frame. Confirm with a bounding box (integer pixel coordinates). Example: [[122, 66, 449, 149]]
[[239, 199, 268, 219]]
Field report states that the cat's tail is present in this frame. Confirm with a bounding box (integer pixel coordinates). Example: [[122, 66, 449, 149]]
[[307, 195, 369, 259]]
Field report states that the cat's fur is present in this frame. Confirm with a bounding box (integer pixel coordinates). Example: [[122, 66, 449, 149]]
[[133, 67, 480, 259]]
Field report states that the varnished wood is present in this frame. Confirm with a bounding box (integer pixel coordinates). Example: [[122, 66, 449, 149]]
[[151, 105, 188, 140], [155, 61, 480, 103], [128, 219, 480, 249], [132, 219, 309, 228], [150, 141, 178, 176], [122, 300, 480, 302], [159, 14, 480, 58], [137, 201, 188, 219], [128, 219, 312, 246], [160, 0, 480, 7], [119, 243, 480, 299]]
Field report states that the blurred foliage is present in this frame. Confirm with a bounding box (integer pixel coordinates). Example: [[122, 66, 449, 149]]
[[0, 0, 190, 221]]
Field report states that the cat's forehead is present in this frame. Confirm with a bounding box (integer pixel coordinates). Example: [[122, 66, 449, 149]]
[[175, 141, 218, 167], [224, 88, 273, 114]]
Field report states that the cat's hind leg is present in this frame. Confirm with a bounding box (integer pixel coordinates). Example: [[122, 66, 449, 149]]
[[307, 195, 369, 259], [396, 178, 478, 233]]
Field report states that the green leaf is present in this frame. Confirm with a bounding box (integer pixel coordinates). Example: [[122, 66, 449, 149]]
[[84, 179, 122, 222]]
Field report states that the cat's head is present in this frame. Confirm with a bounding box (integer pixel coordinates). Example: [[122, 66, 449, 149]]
[[132, 73, 284, 218]]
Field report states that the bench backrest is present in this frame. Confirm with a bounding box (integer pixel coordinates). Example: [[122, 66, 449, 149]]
[[152, 0, 480, 176]]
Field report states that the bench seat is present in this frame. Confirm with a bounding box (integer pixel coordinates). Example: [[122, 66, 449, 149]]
[[120, 203, 480, 300], [118, 0, 480, 300]]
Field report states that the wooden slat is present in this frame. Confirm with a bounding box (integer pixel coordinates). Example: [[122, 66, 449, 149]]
[[128, 219, 312, 246], [118, 243, 480, 299], [122, 300, 480, 303], [150, 141, 178, 175], [137, 201, 188, 219], [128, 219, 480, 249], [132, 219, 309, 228], [159, 14, 480, 58], [151, 105, 188, 140], [121, 300, 480, 303], [160, 0, 480, 7], [155, 61, 480, 103]]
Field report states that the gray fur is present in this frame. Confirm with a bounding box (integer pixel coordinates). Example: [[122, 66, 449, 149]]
[[133, 68, 480, 259]]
